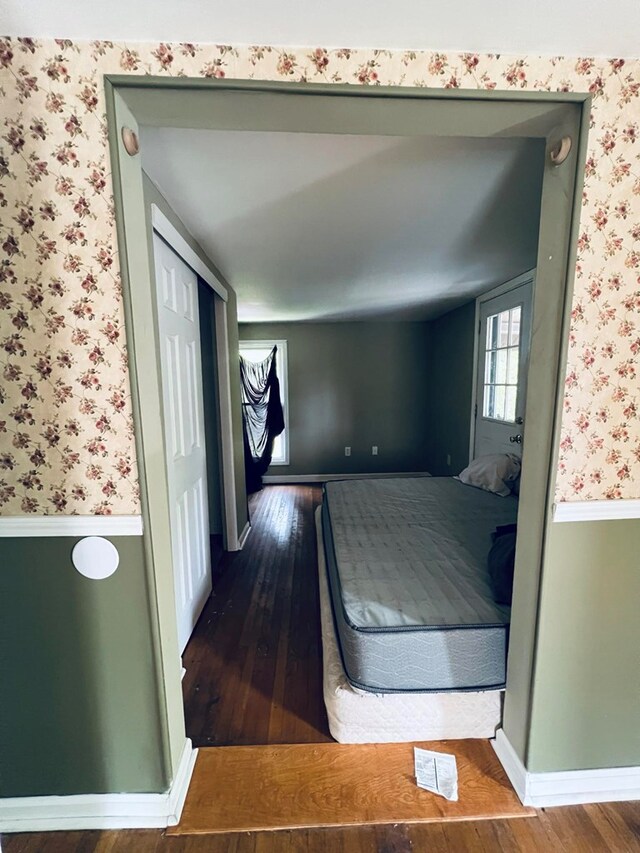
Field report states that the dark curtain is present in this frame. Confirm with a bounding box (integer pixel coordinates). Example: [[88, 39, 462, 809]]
[[240, 346, 285, 493]]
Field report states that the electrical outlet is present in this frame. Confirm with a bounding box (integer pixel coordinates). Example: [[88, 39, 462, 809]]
[[372, 446, 378, 456], [344, 446, 351, 457], [446, 453, 451, 466]]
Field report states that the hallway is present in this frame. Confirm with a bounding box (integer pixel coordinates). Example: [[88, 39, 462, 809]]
[[182, 485, 332, 747]]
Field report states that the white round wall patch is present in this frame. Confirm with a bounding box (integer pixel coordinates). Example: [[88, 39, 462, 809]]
[[71, 536, 120, 580]]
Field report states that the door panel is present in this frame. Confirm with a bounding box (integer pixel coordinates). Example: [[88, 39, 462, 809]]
[[153, 234, 211, 653], [474, 277, 533, 460], [165, 334, 184, 459]]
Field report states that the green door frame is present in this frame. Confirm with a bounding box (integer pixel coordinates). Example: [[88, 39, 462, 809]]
[[104, 76, 590, 786]]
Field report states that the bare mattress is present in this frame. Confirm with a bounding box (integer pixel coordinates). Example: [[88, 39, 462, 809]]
[[322, 477, 518, 693]]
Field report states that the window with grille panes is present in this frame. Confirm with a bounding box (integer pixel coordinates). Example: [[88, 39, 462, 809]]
[[483, 306, 521, 423]]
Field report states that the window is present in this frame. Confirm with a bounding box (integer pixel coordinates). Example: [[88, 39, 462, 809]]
[[239, 339, 289, 465], [483, 306, 521, 423]]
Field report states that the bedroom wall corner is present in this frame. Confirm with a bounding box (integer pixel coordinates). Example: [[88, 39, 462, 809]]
[[424, 300, 476, 475]]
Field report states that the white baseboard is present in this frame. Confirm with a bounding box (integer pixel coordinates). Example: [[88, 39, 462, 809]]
[[236, 521, 251, 550], [165, 739, 196, 827], [0, 739, 196, 833], [263, 471, 431, 484], [491, 729, 528, 803], [492, 729, 640, 807], [554, 499, 640, 523]]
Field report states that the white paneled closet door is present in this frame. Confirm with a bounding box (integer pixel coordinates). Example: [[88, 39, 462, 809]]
[[153, 233, 211, 654]]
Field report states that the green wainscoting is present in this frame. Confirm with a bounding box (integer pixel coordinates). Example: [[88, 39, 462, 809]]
[[526, 518, 640, 772], [0, 536, 167, 797]]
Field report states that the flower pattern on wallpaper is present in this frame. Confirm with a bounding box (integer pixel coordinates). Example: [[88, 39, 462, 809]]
[[0, 38, 639, 514]]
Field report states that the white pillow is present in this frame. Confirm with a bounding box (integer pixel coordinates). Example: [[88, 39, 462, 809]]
[[456, 453, 521, 497]]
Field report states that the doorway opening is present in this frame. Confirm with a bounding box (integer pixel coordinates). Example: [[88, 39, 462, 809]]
[[106, 78, 587, 793]]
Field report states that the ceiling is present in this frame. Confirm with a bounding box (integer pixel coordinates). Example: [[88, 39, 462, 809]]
[[141, 128, 544, 322], [2, 0, 639, 58]]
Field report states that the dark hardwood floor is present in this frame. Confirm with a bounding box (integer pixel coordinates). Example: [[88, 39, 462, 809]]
[[183, 484, 331, 747], [5, 485, 640, 851], [5, 802, 640, 852]]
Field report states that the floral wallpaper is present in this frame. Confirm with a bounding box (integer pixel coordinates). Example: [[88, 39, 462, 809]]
[[0, 37, 638, 514]]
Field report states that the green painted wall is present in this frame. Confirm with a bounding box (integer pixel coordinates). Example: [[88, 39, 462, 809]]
[[0, 536, 166, 797], [240, 308, 475, 478], [425, 301, 476, 476], [239, 321, 431, 475], [526, 518, 640, 772], [142, 173, 248, 533], [0, 177, 252, 800]]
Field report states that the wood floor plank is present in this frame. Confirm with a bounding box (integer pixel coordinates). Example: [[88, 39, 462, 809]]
[[169, 739, 534, 835], [182, 485, 329, 748], [538, 804, 633, 853], [504, 805, 570, 852], [191, 485, 325, 747], [5, 803, 640, 851], [474, 819, 525, 852], [412, 823, 457, 853], [373, 822, 414, 853], [582, 802, 640, 852], [429, 821, 499, 853], [92, 830, 163, 853], [611, 801, 640, 843], [266, 497, 298, 744]]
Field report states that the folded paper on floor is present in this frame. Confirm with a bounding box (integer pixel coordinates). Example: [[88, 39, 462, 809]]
[[414, 747, 459, 801]]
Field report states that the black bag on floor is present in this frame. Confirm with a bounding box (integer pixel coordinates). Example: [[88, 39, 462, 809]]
[[487, 523, 517, 606]]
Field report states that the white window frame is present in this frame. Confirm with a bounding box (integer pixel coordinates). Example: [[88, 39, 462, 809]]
[[469, 268, 536, 464], [239, 339, 289, 466], [481, 303, 523, 424]]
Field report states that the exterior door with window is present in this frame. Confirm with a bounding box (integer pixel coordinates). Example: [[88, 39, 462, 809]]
[[153, 233, 212, 653], [474, 278, 533, 459]]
